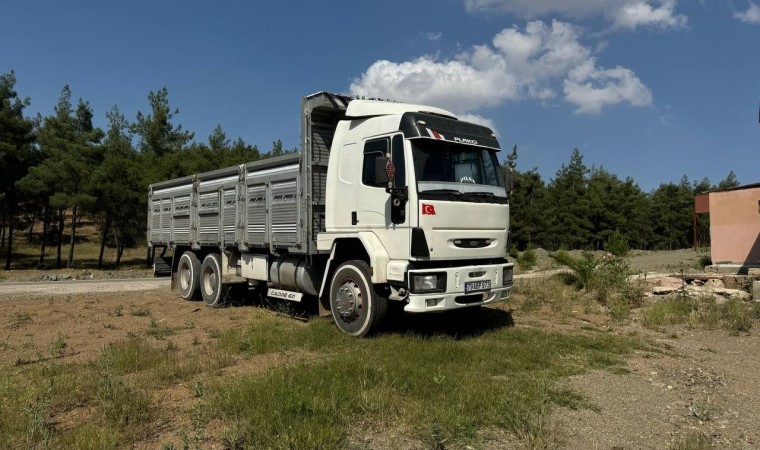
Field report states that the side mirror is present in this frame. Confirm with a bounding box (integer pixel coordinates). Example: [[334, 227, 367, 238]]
[[503, 167, 514, 194]]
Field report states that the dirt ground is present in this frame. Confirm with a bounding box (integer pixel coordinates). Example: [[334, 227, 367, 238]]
[[2, 271, 759, 449], [548, 322, 760, 449]]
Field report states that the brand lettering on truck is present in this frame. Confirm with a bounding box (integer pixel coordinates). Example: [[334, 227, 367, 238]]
[[453, 137, 479, 145]]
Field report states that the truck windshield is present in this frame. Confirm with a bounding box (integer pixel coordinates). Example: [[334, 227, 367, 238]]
[[411, 139, 506, 200]]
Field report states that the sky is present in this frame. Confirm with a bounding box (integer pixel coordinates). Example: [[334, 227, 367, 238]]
[[1, 0, 758, 191]]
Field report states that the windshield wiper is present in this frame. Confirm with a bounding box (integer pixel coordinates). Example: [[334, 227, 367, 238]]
[[418, 188, 465, 200], [420, 188, 462, 194]]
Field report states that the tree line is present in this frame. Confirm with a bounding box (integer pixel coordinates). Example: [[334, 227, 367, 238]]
[[0, 71, 293, 270], [505, 147, 739, 252], [1, 70, 741, 271]]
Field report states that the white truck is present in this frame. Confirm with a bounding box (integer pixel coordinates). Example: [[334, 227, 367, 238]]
[[147, 92, 514, 336]]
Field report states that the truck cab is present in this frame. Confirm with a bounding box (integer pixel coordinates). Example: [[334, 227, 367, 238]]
[[317, 98, 514, 334]]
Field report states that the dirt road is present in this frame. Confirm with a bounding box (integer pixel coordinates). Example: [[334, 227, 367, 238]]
[[0, 278, 165, 297]]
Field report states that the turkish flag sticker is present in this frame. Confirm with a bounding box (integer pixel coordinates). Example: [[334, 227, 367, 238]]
[[422, 203, 436, 215]]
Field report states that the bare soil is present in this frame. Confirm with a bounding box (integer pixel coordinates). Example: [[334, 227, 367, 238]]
[[1, 250, 758, 449]]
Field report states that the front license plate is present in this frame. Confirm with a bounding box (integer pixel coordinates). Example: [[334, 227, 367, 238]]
[[465, 280, 491, 293]]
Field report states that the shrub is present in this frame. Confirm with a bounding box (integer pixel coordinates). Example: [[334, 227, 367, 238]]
[[603, 229, 630, 257], [697, 255, 712, 269], [549, 250, 643, 319], [516, 248, 537, 271]]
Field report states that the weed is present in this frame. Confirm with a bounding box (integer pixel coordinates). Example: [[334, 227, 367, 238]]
[[131, 308, 151, 317], [644, 295, 756, 333], [720, 299, 753, 334], [516, 279, 553, 311], [689, 395, 718, 422], [190, 381, 208, 448], [12, 311, 33, 328], [25, 377, 54, 446], [516, 248, 537, 271], [550, 250, 643, 319], [207, 328, 221, 339], [96, 356, 152, 427], [113, 305, 124, 317], [696, 255, 712, 270], [670, 432, 713, 450], [548, 387, 601, 412], [147, 316, 176, 339], [644, 294, 697, 327], [48, 334, 68, 357], [191, 335, 200, 346], [104, 323, 118, 330]]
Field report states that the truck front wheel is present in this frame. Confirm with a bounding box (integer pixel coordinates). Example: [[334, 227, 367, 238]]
[[177, 251, 201, 300], [329, 260, 387, 337], [200, 253, 225, 307]]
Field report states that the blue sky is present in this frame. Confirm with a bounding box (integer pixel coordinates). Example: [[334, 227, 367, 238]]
[[1, 0, 758, 191]]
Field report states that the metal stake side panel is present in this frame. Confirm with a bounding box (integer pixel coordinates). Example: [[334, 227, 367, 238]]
[[148, 176, 195, 247], [243, 154, 303, 253], [197, 166, 240, 248]]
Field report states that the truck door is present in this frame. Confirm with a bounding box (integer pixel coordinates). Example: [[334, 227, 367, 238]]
[[356, 134, 409, 259]]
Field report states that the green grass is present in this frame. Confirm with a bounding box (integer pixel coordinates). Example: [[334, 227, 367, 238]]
[[644, 295, 757, 334], [210, 312, 640, 449], [0, 308, 642, 449]]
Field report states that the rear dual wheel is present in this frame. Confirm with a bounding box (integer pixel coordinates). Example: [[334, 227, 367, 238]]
[[177, 251, 201, 300], [200, 253, 226, 307]]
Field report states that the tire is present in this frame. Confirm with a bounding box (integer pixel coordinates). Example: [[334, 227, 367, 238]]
[[329, 260, 387, 337], [177, 251, 201, 300], [200, 253, 225, 307]]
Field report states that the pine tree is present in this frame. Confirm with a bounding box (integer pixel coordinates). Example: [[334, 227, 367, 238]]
[[545, 148, 593, 250], [508, 168, 547, 250], [717, 170, 740, 190], [132, 87, 193, 157], [91, 106, 144, 267], [0, 71, 36, 270], [21, 86, 103, 268]]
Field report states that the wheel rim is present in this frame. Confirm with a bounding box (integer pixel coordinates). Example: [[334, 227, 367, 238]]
[[203, 266, 217, 296], [179, 264, 191, 291], [333, 277, 363, 323]]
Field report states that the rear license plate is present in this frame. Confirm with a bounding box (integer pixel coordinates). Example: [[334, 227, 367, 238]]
[[465, 280, 491, 293]]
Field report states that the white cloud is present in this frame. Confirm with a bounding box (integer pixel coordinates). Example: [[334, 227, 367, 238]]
[[465, 0, 687, 30], [613, 0, 687, 30], [350, 20, 652, 115], [735, 2, 760, 24], [457, 113, 500, 135], [564, 62, 653, 114], [424, 32, 443, 41]]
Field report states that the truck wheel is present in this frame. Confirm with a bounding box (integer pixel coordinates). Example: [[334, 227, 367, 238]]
[[177, 251, 201, 300], [329, 260, 387, 337], [200, 253, 225, 307]]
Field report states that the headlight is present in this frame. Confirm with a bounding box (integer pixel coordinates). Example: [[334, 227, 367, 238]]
[[502, 266, 513, 286], [411, 273, 446, 293]]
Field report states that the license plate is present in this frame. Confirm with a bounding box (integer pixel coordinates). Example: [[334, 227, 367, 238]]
[[465, 280, 491, 293]]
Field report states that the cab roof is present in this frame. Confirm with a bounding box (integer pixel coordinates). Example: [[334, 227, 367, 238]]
[[345, 99, 457, 119]]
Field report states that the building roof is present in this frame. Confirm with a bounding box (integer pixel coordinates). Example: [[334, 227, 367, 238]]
[[712, 182, 760, 193]]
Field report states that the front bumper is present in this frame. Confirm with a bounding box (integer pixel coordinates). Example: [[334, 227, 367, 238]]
[[404, 262, 513, 313]]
